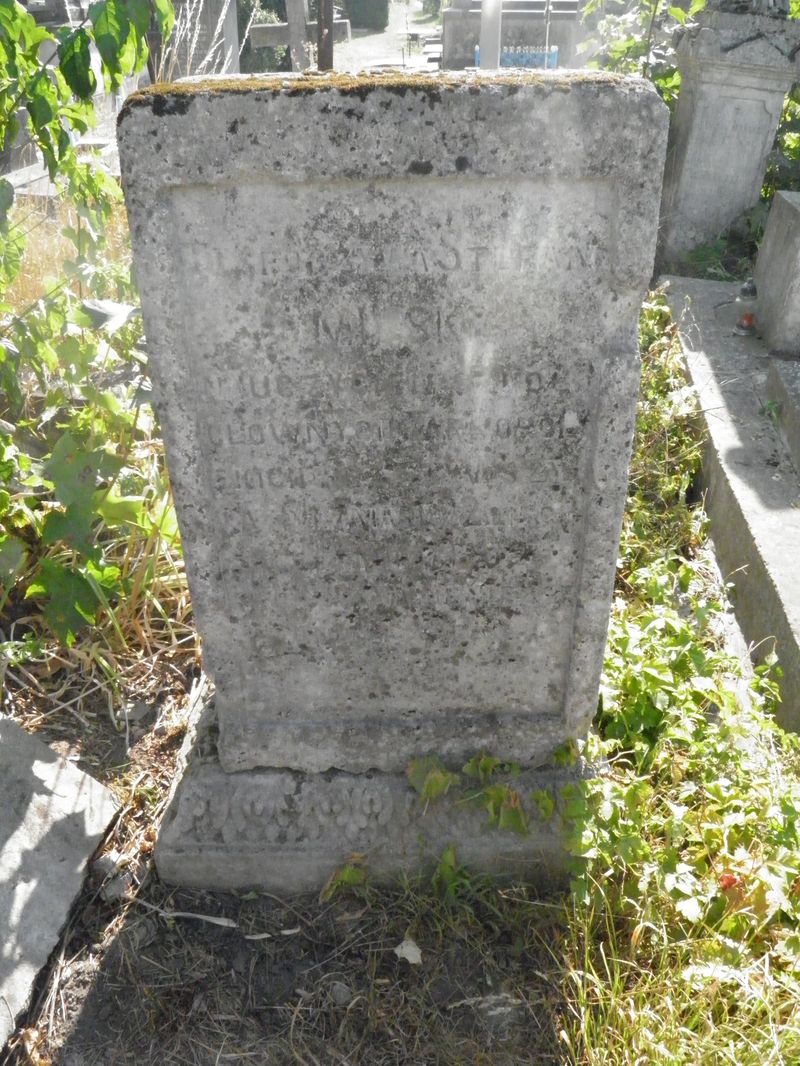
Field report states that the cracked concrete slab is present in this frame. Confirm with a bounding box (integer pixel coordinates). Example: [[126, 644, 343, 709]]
[[0, 717, 118, 1047]]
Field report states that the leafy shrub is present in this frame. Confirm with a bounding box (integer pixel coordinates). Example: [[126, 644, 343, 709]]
[[343, 0, 389, 31]]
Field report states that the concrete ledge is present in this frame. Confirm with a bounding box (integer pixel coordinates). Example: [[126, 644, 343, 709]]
[[156, 693, 582, 893], [665, 276, 800, 730], [767, 358, 800, 474], [0, 717, 118, 1046], [250, 18, 351, 49]]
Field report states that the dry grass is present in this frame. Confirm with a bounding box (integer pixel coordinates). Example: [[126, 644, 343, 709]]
[[2, 683, 569, 1066], [5, 196, 131, 314]]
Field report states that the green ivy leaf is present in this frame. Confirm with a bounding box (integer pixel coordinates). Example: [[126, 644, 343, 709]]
[[0, 179, 14, 227], [58, 335, 95, 379], [406, 755, 459, 802], [531, 789, 555, 821], [43, 432, 122, 508], [152, 0, 175, 43], [463, 752, 503, 785], [422, 768, 460, 803], [318, 861, 368, 902], [85, 558, 122, 591], [498, 789, 529, 836], [0, 535, 27, 587], [42, 502, 96, 554], [482, 784, 508, 823], [24, 559, 97, 645], [407, 754, 444, 795], [58, 28, 96, 99], [94, 490, 146, 528], [552, 739, 579, 767]]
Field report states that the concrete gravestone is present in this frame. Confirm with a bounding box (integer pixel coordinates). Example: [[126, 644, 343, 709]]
[[118, 71, 668, 891], [755, 191, 800, 357], [657, 7, 800, 266], [0, 717, 117, 1046]]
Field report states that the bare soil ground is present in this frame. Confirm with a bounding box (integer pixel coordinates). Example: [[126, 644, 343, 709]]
[[2, 677, 570, 1066]]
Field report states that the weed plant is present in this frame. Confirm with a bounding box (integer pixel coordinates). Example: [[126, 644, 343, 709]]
[[1, 193, 196, 735], [560, 291, 800, 1065]]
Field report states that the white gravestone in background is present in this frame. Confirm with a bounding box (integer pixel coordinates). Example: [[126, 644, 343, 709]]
[[118, 71, 668, 891]]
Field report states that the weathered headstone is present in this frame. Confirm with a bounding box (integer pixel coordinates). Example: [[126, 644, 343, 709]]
[[0, 717, 117, 1046], [118, 71, 668, 891], [755, 191, 800, 356], [657, 7, 800, 266]]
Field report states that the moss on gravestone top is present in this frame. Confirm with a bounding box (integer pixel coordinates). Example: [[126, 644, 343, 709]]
[[119, 69, 638, 124]]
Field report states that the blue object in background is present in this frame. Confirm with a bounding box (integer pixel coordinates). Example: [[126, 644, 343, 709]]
[[474, 45, 558, 68]]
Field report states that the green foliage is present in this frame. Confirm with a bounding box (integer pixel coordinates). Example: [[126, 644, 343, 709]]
[[430, 844, 471, 903], [237, 0, 288, 73], [582, 0, 799, 210], [765, 87, 800, 200], [406, 754, 460, 803], [342, 0, 389, 31], [620, 293, 704, 582], [561, 293, 800, 1063], [407, 751, 534, 836], [1, 0, 180, 655], [319, 860, 369, 901], [580, 0, 705, 102]]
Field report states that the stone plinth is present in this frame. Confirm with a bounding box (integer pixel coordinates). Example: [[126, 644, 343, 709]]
[[755, 191, 800, 355], [118, 71, 667, 890], [658, 11, 800, 267], [0, 717, 118, 1046], [156, 693, 583, 892]]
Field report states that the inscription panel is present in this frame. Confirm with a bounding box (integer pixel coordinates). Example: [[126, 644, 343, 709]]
[[164, 175, 608, 770]]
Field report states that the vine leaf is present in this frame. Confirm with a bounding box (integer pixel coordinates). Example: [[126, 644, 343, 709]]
[[406, 755, 459, 803], [43, 432, 122, 508], [0, 535, 27, 586], [463, 752, 503, 785], [58, 28, 96, 100], [42, 502, 96, 555], [498, 789, 529, 836], [25, 559, 97, 645], [531, 788, 555, 821]]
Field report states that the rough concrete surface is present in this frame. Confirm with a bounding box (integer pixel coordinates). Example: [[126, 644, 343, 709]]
[[666, 276, 800, 731], [767, 359, 800, 474], [0, 716, 118, 1046], [155, 693, 584, 892], [755, 191, 800, 356], [119, 71, 666, 890], [118, 72, 667, 779]]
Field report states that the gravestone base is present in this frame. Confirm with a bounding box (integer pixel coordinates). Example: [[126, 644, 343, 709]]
[[156, 696, 583, 892]]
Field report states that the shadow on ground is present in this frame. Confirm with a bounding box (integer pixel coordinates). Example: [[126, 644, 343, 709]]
[[43, 875, 569, 1065]]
